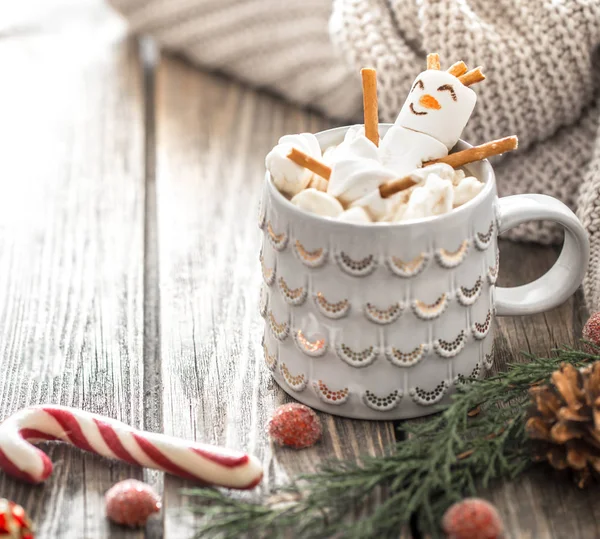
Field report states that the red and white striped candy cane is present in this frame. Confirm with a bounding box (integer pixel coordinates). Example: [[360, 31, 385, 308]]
[[0, 406, 263, 489]]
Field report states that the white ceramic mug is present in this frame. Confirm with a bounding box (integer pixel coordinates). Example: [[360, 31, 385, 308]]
[[258, 125, 589, 420]]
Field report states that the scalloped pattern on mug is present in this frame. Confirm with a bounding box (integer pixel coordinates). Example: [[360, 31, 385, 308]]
[[435, 239, 470, 269], [456, 276, 483, 306], [364, 302, 403, 325], [335, 252, 377, 277], [293, 329, 327, 357], [488, 254, 499, 285], [335, 343, 378, 368], [259, 285, 268, 318], [258, 199, 266, 230], [278, 276, 307, 306], [313, 380, 349, 405], [260, 252, 276, 286], [409, 380, 450, 406], [279, 362, 307, 392], [267, 310, 289, 341], [454, 362, 481, 384], [314, 292, 350, 319], [411, 294, 449, 320], [263, 341, 277, 372], [294, 240, 327, 268], [386, 253, 429, 278], [472, 310, 492, 340], [363, 389, 403, 412], [433, 330, 467, 358], [266, 221, 288, 251], [385, 344, 429, 367], [483, 351, 495, 371], [474, 222, 494, 251]]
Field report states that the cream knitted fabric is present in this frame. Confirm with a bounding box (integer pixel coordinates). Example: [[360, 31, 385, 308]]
[[107, 0, 362, 119], [110, 0, 600, 310], [330, 0, 600, 310]]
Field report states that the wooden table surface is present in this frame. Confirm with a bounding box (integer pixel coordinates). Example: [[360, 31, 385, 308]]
[[0, 2, 596, 538]]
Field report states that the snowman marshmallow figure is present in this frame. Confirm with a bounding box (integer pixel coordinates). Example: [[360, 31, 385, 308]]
[[380, 54, 485, 177]]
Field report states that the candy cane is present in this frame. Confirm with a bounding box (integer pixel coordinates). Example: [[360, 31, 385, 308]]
[[0, 406, 263, 489]]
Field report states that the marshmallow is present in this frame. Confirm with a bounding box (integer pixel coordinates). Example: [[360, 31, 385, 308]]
[[266, 133, 321, 197], [349, 189, 388, 220], [453, 176, 484, 207], [308, 175, 328, 192], [391, 203, 408, 222], [328, 157, 396, 206], [406, 162, 459, 184], [379, 125, 447, 177], [338, 206, 372, 224], [322, 145, 337, 165], [291, 188, 344, 218], [323, 125, 379, 164], [395, 70, 477, 149], [400, 174, 454, 221]]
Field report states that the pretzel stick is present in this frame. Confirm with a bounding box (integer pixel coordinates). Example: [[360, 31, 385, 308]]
[[427, 53, 441, 70], [423, 136, 518, 169], [379, 176, 418, 199], [459, 66, 485, 86], [380, 136, 519, 199], [287, 148, 331, 180], [447, 61, 467, 77], [361, 68, 379, 146]]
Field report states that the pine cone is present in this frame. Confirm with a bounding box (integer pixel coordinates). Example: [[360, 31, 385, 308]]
[[526, 362, 600, 488]]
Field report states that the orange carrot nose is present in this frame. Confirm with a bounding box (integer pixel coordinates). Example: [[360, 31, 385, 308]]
[[419, 94, 441, 110]]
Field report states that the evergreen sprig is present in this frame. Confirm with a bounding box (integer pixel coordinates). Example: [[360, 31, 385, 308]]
[[184, 347, 598, 539]]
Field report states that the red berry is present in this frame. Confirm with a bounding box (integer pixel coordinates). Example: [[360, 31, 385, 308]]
[[268, 403, 322, 449], [105, 480, 161, 528], [0, 499, 34, 538], [442, 498, 504, 539], [583, 312, 600, 348]]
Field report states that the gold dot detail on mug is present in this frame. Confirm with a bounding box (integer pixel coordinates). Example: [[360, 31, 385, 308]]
[[294, 240, 327, 267], [410, 381, 449, 406], [364, 302, 403, 325], [266, 221, 288, 251], [363, 389, 403, 411]]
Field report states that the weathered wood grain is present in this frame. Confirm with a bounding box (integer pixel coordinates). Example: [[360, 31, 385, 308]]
[[0, 14, 147, 539], [482, 240, 596, 539], [154, 56, 397, 536], [0, 2, 596, 537]]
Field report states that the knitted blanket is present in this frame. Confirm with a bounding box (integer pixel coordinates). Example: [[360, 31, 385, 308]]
[[109, 0, 600, 311]]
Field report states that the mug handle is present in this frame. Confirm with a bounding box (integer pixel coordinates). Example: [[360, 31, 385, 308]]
[[495, 194, 590, 316]]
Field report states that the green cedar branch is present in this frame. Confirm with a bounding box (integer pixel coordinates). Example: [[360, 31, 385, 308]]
[[184, 346, 599, 539]]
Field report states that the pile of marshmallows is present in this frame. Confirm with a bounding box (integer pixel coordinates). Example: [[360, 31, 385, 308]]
[[266, 55, 518, 224]]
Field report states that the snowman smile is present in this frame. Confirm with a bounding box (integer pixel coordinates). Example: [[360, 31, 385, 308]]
[[409, 102, 428, 116]]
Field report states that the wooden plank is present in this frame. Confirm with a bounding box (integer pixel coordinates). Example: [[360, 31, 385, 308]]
[[155, 57, 397, 536], [493, 240, 586, 372], [0, 6, 147, 538], [483, 240, 599, 539]]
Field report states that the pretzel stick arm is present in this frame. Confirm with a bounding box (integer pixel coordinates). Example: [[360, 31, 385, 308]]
[[427, 53, 441, 70], [447, 61, 467, 77], [379, 176, 419, 199], [423, 136, 518, 169], [287, 148, 332, 180], [361, 68, 379, 146], [459, 67, 485, 86]]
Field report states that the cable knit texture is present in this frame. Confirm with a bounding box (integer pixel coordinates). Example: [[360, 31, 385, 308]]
[[110, 0, 600, 310], [108, 0, 362, 119]]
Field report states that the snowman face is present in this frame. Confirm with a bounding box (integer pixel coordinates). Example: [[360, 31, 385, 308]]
[[395, 70, 477, 149]]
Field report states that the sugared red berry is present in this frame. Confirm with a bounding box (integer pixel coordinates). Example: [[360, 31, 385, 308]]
[[267, 403, 322, 449], [442, 498, 504, 539], [0, 499, 34, 538], [105, 479, 161, 528], [583, 312, 600, 347]]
